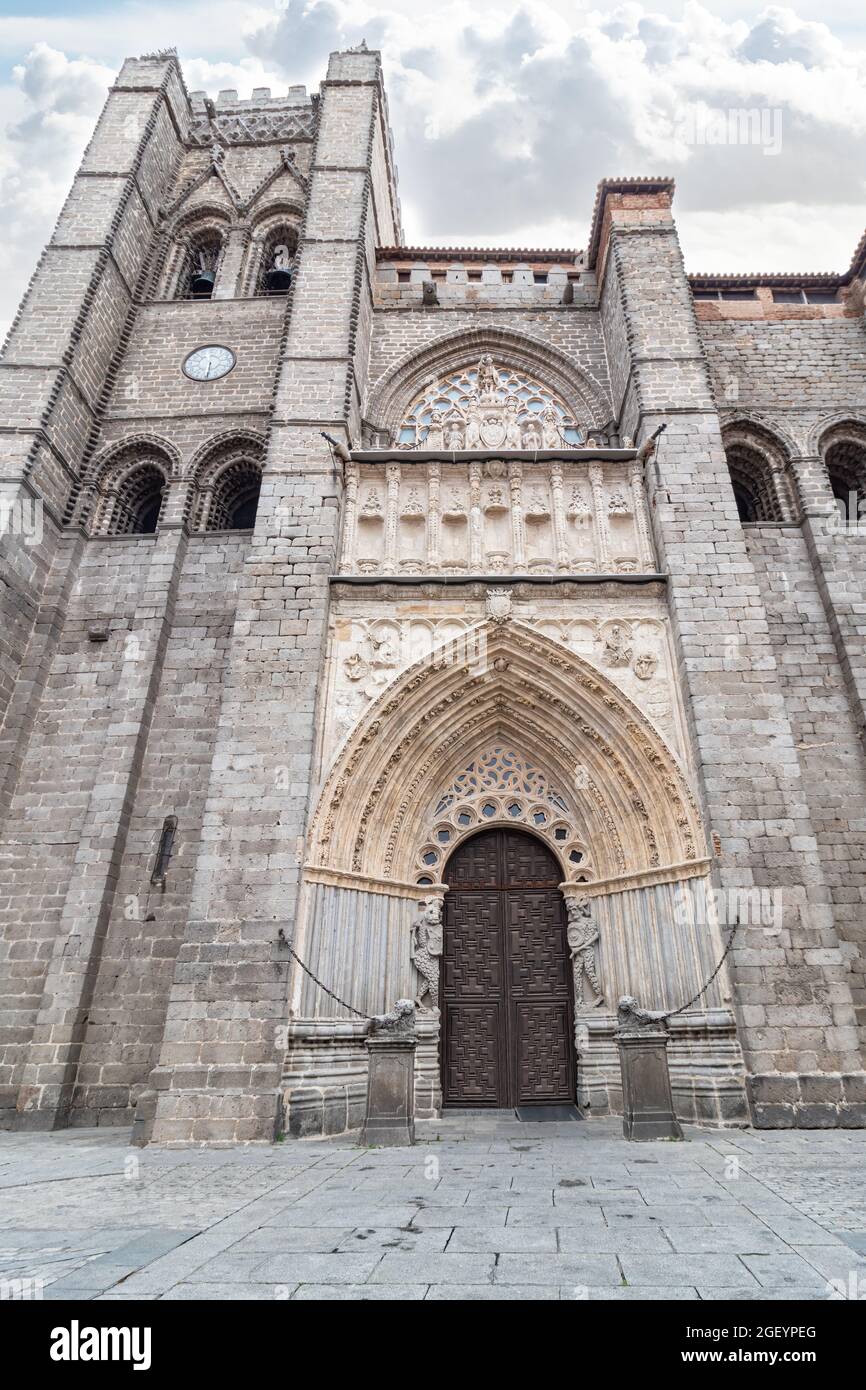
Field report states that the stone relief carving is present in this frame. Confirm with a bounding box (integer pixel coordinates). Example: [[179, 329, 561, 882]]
[[566, 895, 604, 1009], [633, 651, 658, 681], [412, 746, 592, 886], [343, 457, 654, 576], [324, 606, 686, 772], [188, 110, 317, 146], [485, 588, 513, 623], [395, 359, 585, 450], [410, 897, 443, 1010], [601, 623, 633, 667], [608, 488, 631, 515], [361, 488, 382, 515]]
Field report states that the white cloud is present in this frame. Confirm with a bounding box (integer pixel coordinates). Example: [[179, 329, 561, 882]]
[[1, 3, 866, 341], [239, 1, 866, 262]]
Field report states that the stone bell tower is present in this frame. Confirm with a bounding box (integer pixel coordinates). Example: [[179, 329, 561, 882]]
[[0, 44, 400, 1143], [145, 44, 401, 1144]]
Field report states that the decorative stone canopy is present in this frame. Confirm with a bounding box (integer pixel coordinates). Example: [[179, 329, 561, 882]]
[[306, 620, 705, 887]]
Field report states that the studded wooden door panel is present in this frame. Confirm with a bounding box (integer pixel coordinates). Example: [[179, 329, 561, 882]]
[[442, 827, 575, 1107]]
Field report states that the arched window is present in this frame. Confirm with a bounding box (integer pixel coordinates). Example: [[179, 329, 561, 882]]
[[75, 442, 176, 536], [255, 225, 296, 296], [178, 227, 223, 300], [725, 444, 785, 523], [155, 214, 229, 301], [824, 437, 866, 525], [189, 438, 265, 532], [208, 460, 262, 529], [106, 463, 167, 535], [722, 428, 797, 525]]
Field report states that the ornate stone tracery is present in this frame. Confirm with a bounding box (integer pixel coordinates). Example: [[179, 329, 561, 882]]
[[395, 355, 584, 449], [341, 457, 654, 576], [415, 745, 592, 885]]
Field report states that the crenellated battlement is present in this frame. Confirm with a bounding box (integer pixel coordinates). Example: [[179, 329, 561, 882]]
[[187, 86, 317, 146]]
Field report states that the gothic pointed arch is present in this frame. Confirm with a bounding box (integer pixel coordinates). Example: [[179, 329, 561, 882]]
[[240, 205, 301, 297], [365, 327, 613, 445], [306, 620, 705, 888], [155, 204, 233, 300]]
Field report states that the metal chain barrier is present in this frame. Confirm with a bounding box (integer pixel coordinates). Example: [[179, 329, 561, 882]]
[[286, 945, 373, 1021], [286, 915, 739, 1028], [660, 920, 739, 1021]]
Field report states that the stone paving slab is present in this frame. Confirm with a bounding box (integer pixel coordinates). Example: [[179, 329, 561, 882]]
[[1, 1117, 865, 1301]]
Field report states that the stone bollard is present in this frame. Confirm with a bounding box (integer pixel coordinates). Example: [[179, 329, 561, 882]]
[[615, 995, 683, 1141], [360, 998, 417, 1147]]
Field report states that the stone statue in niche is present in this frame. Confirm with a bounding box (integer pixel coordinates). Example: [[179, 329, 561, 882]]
[[522, 417, 542, 449], [444, 418, 464, 450], [540, 406, 562, 449], [633, 651, 658, 681], [411, 897, 443, 1010], [477, 353, 499, 398], [566, 895, 604, 1009], [273, 243, 292, 270], [602, 624, 633, 667], [464, 402, 482, 449], [504, 397, 523, 448], [424, 411, 444, 449]]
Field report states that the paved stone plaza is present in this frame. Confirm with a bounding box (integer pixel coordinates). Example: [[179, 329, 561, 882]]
[[2, 1116, 865, 1301]]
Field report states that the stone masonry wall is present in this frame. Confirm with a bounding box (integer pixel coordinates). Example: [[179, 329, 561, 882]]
[[746, 526, 866, 1050], [597, 190, 865, 1127], [146, 47, 398, 1144]]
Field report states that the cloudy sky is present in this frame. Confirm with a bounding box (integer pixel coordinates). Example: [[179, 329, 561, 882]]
[[1, 2, 866, 335]]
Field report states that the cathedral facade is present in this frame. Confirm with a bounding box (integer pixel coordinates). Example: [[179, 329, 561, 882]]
[[1, 45, 865, 1144]]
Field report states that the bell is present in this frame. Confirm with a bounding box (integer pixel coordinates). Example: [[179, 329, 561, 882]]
[[190, 268, 216, 297], [265, 265, 292, 294]]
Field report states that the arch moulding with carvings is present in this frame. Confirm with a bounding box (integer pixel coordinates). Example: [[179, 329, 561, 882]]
[[305, 619, 706, 892], [365, 327, 614, 443]]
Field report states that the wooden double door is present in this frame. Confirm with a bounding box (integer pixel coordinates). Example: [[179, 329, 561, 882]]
[[441, 827, 575, 1108]]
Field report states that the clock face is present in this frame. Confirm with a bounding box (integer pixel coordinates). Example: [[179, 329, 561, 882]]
[[183, 345, 235, 381]]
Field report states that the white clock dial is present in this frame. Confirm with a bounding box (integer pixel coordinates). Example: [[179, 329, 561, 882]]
[[183, 345, 235, 381]]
